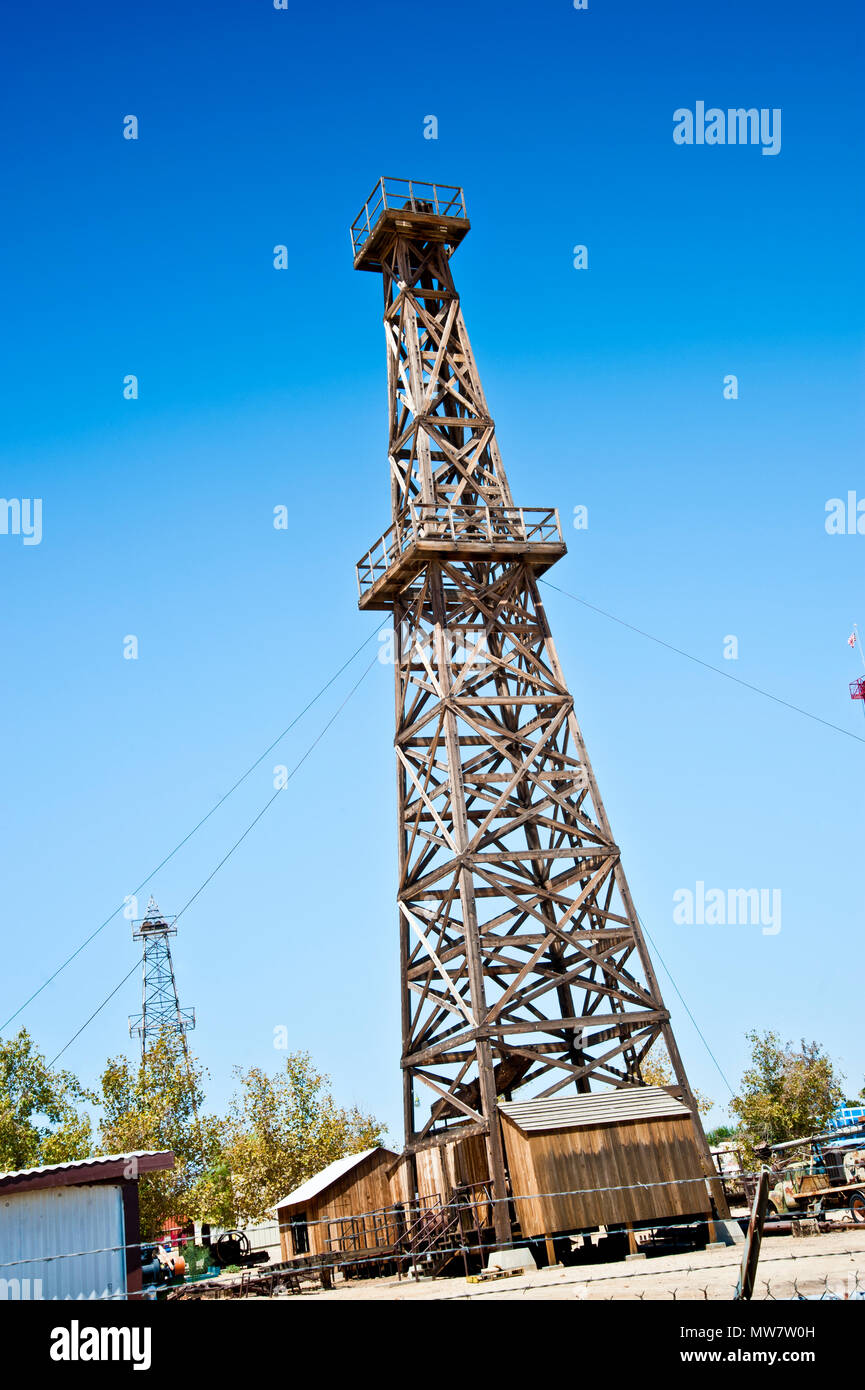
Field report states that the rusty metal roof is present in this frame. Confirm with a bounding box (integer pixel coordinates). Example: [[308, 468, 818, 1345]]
[[0, 1151, 174, 1194], [499, 1087, 692, 1134]]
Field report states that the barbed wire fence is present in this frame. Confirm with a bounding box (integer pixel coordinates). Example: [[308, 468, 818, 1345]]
[[1, 1167, 864, 1302]]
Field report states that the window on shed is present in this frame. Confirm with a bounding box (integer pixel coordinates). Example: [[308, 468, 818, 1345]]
[[290, 1212, 309, 1255]]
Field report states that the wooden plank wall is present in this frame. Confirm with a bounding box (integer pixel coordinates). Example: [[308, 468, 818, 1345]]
[[387, 1156, 413, 1207], [501, 1115, 710, 1238], [277, 1136, 496, 1260], [414, 1134, 491, 1204], [278, 1150, 401, 1260], [415, 1145, 451, 1203], [454, 1134, 489, 1188]]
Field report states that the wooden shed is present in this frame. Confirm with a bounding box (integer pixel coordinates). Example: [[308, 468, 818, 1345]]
[[499, 1088, 711, 1239], [275, 1146, 402, 1262]]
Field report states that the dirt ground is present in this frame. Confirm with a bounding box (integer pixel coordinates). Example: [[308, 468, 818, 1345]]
[[295, 1228, 865, 1301]]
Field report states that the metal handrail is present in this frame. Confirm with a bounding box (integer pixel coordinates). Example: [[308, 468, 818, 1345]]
[[394, 1194, 460, 1260], [356, 503, 563, 595], [350, 178, 468, 257], [394, 1185, 494, 1269], [325, 1203, 405, 1253]]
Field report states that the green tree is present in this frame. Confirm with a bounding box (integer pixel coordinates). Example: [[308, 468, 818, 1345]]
[[221, 1052, 387, 1224], [0, 1028, 95, 1170], [640, 1045, 713, 1115], [705, 1124, 738, 1146], [98, 1031, 225, 1239], [730, 1030, 843, 1163]]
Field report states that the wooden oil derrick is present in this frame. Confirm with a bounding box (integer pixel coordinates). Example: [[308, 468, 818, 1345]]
[[351, 179, 726, 1242]]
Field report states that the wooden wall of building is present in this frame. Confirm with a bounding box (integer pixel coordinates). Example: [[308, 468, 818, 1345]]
[[415, 1144, 451, 1204], [278, 1134, 495, 1263], [278, 1149, 402, 1261], [387, 1155, 413, 1207], [501, 1113, 710, 1238], [414, 1132, 491, 1205]]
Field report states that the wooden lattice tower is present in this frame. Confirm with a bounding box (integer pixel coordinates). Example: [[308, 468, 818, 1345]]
[[352, 179, 724, 1241]]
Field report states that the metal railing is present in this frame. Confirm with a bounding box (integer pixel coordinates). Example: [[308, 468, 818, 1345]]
[[393, 1185, 495, 1275], [351, 178, 468, 258], [325, 1204, 405, 1254], [356, 503, 563, 597]]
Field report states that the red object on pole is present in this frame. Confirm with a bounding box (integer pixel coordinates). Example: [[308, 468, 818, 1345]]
[[850, 678, 865, 701]]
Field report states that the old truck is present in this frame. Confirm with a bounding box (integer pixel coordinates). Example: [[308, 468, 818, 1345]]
[[761, 1129, 865, 1221]]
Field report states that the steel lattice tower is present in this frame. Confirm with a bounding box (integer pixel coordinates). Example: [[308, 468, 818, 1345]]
[[128, 897, 195, 1059], [351, 179, 724, 1240]]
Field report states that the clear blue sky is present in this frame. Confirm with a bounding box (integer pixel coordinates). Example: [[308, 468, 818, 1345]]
[[1, 0, 863, 1139]]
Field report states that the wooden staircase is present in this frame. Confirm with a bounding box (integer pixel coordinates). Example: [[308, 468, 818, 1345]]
[[396, 1186, 494, 1279]]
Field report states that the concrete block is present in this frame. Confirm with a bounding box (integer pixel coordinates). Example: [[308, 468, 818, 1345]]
[[486, 1247, 537, 1275], [716, 1219, 746, 1246]]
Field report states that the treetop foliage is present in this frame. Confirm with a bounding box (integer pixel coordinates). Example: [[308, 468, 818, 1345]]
[[0, 1028, 96, 1171]]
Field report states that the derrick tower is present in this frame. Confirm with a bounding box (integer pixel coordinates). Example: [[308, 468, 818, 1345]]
[[128, 897, 195, 1060], [351, 178, 722, 1241]]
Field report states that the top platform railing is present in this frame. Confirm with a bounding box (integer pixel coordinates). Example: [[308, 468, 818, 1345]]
[[350, 178, 468, 260], [356, 503, 564, 600]]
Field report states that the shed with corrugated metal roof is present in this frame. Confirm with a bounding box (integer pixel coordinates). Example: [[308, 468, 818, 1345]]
[[498, 1088, 710, 1240], [0, 1150, 174, 1301]]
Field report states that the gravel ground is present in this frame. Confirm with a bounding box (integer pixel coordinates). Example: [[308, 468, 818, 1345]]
[[295, 1228, 865, 1302]]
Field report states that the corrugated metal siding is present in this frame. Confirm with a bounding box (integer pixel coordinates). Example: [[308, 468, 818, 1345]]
[[499, 1087, 691, 1134], [0, 1184, 126, 1301]]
